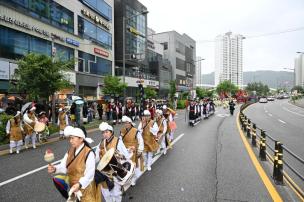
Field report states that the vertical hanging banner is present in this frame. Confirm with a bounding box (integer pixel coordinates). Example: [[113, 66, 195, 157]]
[[138, 83, 145, 116]]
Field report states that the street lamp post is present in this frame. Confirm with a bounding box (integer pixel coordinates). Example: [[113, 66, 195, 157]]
[[122, 10, 148, 100]]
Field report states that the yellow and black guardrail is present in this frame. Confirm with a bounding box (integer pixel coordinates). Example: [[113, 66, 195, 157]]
[[239, 103, 304, 200]]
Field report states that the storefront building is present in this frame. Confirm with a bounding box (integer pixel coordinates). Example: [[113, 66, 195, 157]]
[[0, 0, 114, 101]]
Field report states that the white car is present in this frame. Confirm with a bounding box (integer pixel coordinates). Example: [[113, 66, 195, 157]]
[[259, 98, 268, 103]]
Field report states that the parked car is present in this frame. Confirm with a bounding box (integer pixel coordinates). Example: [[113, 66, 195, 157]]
[[267, 96, 275, 101], [259, 97, 268, 103]]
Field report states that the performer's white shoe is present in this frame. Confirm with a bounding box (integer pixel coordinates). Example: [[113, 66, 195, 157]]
[[33, 145, 36, 149], [147, 166, 151, 171], [16, 150, 19, 154], [9, 149, 13, 154]]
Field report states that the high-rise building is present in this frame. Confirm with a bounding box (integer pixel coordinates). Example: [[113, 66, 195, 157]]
[[196, 56, 202, 86], [215, 32, 244, 87], [0, 0, 114, 100], [153, 31, 196, 92], [294, 53, 304, 87], [114, 0, 153, 98]]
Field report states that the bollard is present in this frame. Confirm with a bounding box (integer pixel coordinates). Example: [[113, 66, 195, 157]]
[[259, 142, 267, 161], [246, 119, 251, 138], [261, 130, 266, 139], [278, 142, 283, 155], [273, 156, 278, 180], [251, 123, 257, 146], [276, 160, 284, 185]]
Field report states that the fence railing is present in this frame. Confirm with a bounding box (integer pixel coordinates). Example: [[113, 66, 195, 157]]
[[239, 103, 304, 198]]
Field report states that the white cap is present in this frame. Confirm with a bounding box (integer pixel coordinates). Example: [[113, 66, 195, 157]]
[[162, 105, 167, 110], [64, 126, 93, 144], [143, 110, 151, 116], [156, 109, 163, 115], [30, 106, 36, 111], [99, 122, 113, 132], [59, 108, 63, 112], [122, 116, 135, 126], [14, 111, 21, 117]]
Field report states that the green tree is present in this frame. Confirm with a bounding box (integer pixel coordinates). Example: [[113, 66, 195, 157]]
[[144, 86, 157, 99], [13, 53, 73, 101], [246, 82, 270, 96], [216, 80, 239, 97], [196, 87, 208, 98], [169, 80, 176, 102], [102, 75, 127, 97], [291, 85, 304, 93]]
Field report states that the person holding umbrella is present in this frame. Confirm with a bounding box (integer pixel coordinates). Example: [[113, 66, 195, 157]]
[[23, 106, 38, 149]]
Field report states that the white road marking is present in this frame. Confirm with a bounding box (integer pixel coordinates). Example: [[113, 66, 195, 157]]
[[0, 133, 186, 188], [282, 107, 304, 117], [268, 113, 273, 117], [265, 110, 268, 113], [278, 119, 286, 124]]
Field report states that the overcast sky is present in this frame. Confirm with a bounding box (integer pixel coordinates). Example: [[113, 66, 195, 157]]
[[139, 0, 304, 74]]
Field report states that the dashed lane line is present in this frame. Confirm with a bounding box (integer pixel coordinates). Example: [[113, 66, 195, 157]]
[[278, 119, 286, 124]]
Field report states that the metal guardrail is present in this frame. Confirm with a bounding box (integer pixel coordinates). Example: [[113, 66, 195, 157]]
[[239, 103, 304, 199]]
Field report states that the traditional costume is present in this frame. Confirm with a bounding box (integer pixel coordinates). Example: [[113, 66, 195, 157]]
[[57, 108, 69, 139], [138, 110, 159, 171], [120, 116, 144, 185], [53, 127, 99, 201], [6, 111, 23, 154], [95, 122, 131, 202], [23, 106, 38, 149], [156, 109, 168, 155]]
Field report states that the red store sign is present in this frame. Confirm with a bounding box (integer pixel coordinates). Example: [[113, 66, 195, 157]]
[[94, 48, 109, 57]]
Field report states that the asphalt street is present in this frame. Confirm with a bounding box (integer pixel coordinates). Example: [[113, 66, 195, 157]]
[[243, 99, 304, 193], [0, 106, 295, 202]]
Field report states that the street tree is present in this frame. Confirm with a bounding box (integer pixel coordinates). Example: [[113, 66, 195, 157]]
[[196, 87, 208, 98], [14, 53, 73, 101], [102, 75, 127, 97], [169, 80, 176, 102], [245, 82, 270, 96], [144, 86, 157, 99], [291, 85, 304, 93], [216, 80, 239, 97]]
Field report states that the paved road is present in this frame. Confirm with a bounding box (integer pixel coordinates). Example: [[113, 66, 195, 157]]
[[243, 99, 304, 192], [0, 107, 294, 202]]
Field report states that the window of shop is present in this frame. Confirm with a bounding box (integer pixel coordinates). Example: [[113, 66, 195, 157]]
[[78, 50, 112, 76], [78, 16, 112, 50], [54, 43, 74, 61], [0, 26, 51, 59], [1, 0, 74, 33], [79, 0, 112, 21]]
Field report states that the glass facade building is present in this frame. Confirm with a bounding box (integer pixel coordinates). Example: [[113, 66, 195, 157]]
[[0, 0, 114, 98]]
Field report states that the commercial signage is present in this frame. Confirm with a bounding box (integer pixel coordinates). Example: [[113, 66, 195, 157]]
[[81, 9, 110, 30], [94, 48, 109, 57], [0, 14, 50, 37], [66, 38, 80, 47], [128, 27, 145, 38]]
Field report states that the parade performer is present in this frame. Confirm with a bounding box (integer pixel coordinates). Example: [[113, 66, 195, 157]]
[[23, 106, 38, 149], [57, 108, 69, 139], [188, 100, 196, 126], [202, 100, 208, 119], [6, 111, 23, 154], [155, 109, 168, 155], [120, 116, 144, 186], [138, 110, 159, 171], [112, 102, 118, 125], [47, 126, 99, 201], [163, 105, 176, 146], [118, 102, 123, 124], [38, 111, 50, 142], [95, 122, 131, 202]]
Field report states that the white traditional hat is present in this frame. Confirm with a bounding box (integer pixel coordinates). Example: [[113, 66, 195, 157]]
[[64, 126, 93, 144], [99, 122, 113, 132], [14, 111, 21, 117], [58, 108, 63, 112], [162, 105, 167, 110], [143, 110, 151, 116], [122, 116, 135, 126], [156, 109, 163, 115], [29, 106, 36, 111]]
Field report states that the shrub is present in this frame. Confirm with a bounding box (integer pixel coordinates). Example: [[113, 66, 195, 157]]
[[0, 113, 13, 143], [177, 100, 186, 109]]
